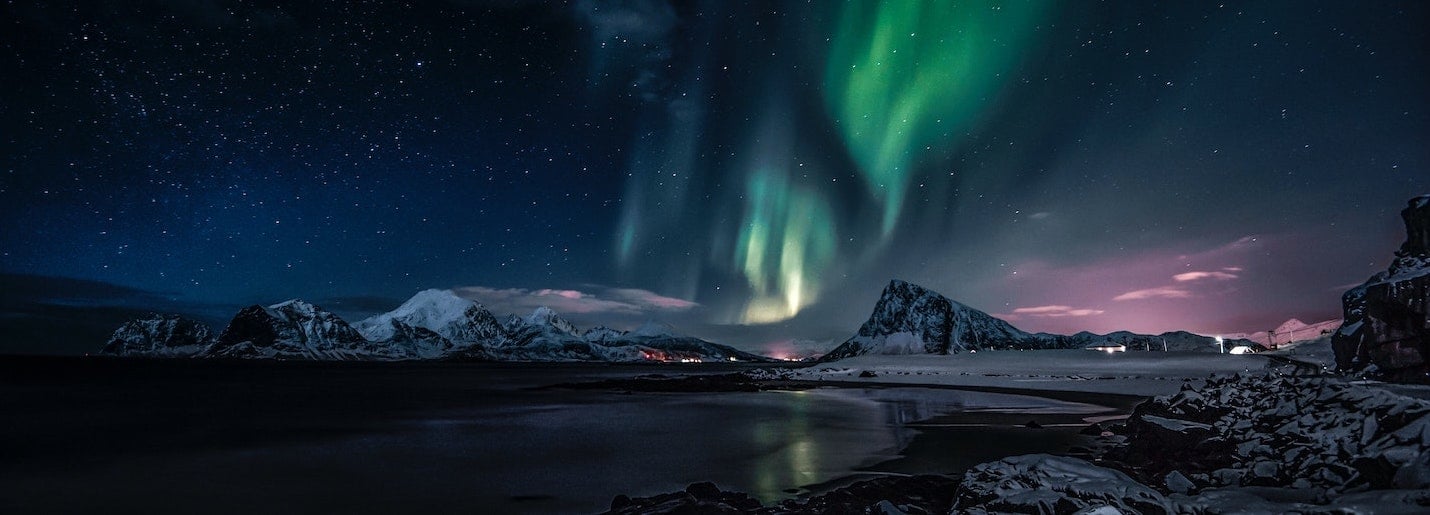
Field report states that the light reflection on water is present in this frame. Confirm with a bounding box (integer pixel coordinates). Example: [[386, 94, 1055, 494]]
[[7, 379, 1108, 515]]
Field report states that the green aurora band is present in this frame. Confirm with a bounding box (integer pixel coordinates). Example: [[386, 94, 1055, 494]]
[[735, 168, 836, 324], [824, 0, 1047, 237]]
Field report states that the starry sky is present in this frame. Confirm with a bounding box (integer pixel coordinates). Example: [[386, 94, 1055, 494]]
[[2, 0, 1426, 355]]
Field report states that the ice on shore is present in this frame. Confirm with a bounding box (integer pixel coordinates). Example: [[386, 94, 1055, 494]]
[[791, 350, 1271, 396]]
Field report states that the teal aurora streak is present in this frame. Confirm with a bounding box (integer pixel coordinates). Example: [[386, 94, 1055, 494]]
[[617, 0, 1049, 324], [824, 0, 1048, 237]]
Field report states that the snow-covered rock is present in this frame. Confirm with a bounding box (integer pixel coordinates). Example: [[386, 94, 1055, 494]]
[[358, 319, 454, 359], [99, 314, 213, 357], [1111, 372, 1430, 494], [953, 372, 1430, 514], [952, 454, 1172, 514], [1334, 194, 1430, 382]]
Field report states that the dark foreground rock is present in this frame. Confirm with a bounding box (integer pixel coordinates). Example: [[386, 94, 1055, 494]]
[[1334, 194, 1430, 383], [604, 475, 956, 515], [954, 372, 1430, 513], [951, 454, 1171, 514], [1109, 372, 1430, 494], [604, 371, 1430, 514]]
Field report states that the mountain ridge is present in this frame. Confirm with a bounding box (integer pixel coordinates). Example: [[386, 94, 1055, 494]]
[[823, 279, 1259, 360], [101, 289, 769, 363]]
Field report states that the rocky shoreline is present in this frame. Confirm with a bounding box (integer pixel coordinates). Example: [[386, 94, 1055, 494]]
[[593, 368, 1430, 514]]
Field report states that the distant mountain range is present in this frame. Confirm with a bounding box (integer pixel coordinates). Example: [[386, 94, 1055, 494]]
[[102, 281, 1261, 362], [101, 289, 770, 363], [1224, 318, 1342, 348], [823, 280, 1259, 360]]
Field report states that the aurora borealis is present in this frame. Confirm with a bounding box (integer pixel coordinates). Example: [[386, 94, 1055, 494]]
[[824, 0, 1047, 238], [2, 1, 1427, 354]]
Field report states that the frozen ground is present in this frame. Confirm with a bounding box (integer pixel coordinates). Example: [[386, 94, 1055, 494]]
[[1265, 333, 1334, 365], [788, 350, 1273, 396]]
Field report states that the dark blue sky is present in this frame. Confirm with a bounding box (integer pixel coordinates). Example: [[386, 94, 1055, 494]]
[[2, 1, 1426, 354]]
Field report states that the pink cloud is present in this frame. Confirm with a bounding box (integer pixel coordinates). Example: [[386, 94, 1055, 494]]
[[1173, 270, 1239, 282], [1112, 286, 1194, 301], [937, 234, 1270, 334], [606, 288, 699, 310], [534, 289, 586, 300], [1010, 305, 1105, 317]]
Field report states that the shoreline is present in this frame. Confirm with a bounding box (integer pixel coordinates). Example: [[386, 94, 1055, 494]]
[[557, 372, 1144, 507], [765, 379, 1142, 496]]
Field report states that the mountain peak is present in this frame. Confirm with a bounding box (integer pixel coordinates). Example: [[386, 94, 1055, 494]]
[[525, 306, 579, 335], [395, 289, 474, 312], [825, 280, 1050, 359], [354, 288, 501, 344], [1274, 318, 1309, 334], [268, 299, 316, 314], [210, 301, 367, 359], [100, 314, 213, 357]]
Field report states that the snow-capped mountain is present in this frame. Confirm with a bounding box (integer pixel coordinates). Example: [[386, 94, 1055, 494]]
[[205, 300, 374, 360], [824, 280, 1254, 360], [824, 280, 1049, 359], [100, 314, 214, 357], [100, 289, 770, 363], [487, 308, 769, 362], [525, 306, 580, 336], [353, 288, 504, 350]]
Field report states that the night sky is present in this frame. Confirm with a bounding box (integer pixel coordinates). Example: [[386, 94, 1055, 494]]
[[2, 1, 1426, 355]]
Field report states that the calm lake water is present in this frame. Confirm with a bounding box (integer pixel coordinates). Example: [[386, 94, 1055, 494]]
[[0, 358, 1110, 514]]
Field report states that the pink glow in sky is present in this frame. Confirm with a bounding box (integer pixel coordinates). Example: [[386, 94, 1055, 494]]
[[984, 235, 1339, 335]]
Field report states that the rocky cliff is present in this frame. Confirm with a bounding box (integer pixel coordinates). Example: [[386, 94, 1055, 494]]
[[1333, 195, 1430, 382]]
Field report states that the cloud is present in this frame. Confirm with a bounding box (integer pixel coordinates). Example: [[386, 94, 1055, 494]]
[[605, 288, 699, 309], [996, 305, 1105, 320], [1173, 270, 1239, 282], [1011, 305, 1105, 317], [1113, 286, 1194, 301], [455, 285, 697, 317], [1115, 266, 1241, 303]]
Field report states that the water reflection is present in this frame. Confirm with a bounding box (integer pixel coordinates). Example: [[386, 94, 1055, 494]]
[[6, 367, 1109, 515], [745, 387, 982, 500]]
